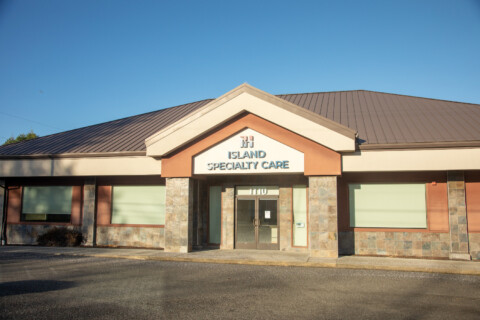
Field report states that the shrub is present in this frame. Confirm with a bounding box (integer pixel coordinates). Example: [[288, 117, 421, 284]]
[[37, 227, 85, 247]]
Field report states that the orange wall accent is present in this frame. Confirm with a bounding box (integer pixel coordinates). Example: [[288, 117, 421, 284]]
[[426, 182, 449, 232], [466, 182, 480, 232], [6, 187, 22, 223], [96, 185, 112, 226], [161, 113, 341, 177], [71, 186, 83, 226]]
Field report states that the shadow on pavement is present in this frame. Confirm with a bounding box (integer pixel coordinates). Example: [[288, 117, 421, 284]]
[[0, 280, 75, 297]]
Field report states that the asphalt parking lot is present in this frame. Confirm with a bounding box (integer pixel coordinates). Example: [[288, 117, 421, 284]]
[[1, 250, 480, 320]]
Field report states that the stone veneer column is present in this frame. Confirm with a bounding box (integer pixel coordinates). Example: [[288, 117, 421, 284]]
[[81, 178, 96, 246], [447, 171, 471, 260], [308, 176, 338, 258], [0, 180, 5, 245], [221, 185, 235, 249], [279, 187, 292, 250], [164, 178, 193, 253]]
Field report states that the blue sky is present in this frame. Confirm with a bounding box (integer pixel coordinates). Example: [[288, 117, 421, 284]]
[[0, 0, 479, 142]]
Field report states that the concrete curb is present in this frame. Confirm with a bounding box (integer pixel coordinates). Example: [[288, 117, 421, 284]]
[[53, 252, 480, 276]]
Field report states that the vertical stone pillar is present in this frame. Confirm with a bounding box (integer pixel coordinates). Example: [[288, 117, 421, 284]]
[[279, 187, 292, 250], [81, 178, 96, 246], [221, 185, 234, 249], [308, 176, 338, 258], [165, 178, 193, 253], [0, 180, 6, 245], [447, 171, 471, 260]]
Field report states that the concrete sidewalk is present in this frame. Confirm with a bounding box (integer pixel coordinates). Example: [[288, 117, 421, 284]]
[[1, 245, 479, 276]]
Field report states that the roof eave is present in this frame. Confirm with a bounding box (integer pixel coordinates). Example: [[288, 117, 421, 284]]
[[358, 141, 480, 150]]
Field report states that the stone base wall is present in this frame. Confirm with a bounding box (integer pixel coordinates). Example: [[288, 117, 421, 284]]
[[96, 226, 164, 248], [339, 231, 450, 258], [6, 224, 80, 245], [469, 233, 480, 260]]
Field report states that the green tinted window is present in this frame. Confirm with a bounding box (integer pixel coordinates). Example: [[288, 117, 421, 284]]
[[22, 186, 72, 215], [112, 186, 165, 225], [293, 185, 307, 246], [209, 186, 222, 244], [349, 184, 427, 228]]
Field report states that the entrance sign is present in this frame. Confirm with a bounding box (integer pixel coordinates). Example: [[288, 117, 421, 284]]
[[265, 210, 271, 219], [194, 128, 304, 174], [236, 186, 279, 196]]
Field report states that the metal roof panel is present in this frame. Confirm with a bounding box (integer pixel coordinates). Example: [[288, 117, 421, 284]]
[[1, 90, 479, 156]]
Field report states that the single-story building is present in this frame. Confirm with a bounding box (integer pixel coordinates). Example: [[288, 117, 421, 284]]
[[1, 84, 479, 260]]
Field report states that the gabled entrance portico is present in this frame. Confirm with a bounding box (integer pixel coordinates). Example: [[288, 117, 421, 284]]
[[148, 84, 356, 257]]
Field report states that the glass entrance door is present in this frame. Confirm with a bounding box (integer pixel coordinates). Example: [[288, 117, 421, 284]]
[[235, 197, 279, 250], [236, 199, 256, 249]]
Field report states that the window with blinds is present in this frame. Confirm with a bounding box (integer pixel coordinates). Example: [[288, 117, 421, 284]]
[[349, 184, 427, 228], [111, 186, 166, 225]]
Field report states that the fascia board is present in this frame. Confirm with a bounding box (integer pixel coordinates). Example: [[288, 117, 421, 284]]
[[0, 156, 161, 177], [342, 148, 480, 172]]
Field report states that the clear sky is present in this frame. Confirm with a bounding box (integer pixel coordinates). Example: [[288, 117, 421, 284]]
[[0, 0, 479, 142]]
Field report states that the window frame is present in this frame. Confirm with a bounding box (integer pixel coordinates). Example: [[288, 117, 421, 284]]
[[291, 185, 308, 248], [20, 186, 74, 223], [348, 183, 428, 229], [110, 185, 166, 226]]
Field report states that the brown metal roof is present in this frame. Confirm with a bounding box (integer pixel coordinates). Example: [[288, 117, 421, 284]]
[[1, 90, 480, 157], [0, 99, 213, 157], [278, 90, 480, 148]]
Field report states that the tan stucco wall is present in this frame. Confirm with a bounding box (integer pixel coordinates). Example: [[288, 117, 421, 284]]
[[342, 148, 480, 172], [0, 156, 161, 177]]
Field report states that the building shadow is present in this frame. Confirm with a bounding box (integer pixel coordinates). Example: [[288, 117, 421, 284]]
[[0, 279, 75, 297]]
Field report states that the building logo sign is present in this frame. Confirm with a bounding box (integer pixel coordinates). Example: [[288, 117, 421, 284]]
[[193, 128, 304, 175], [240, 135, 254, 148]]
